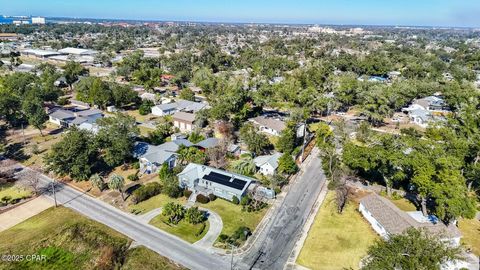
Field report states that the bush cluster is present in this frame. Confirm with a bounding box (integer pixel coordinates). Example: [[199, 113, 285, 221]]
[[131, 182, 162, 204]]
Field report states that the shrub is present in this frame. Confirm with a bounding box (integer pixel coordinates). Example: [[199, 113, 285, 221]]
[[184, 189, 193, 198], [131, 182, 162, 204], [131, 162, 140, 170], [240, 195, 251, 206], [274, 187, 281, 195], [208, 194, 217, 201], [218, 234, 229, 243], [185, 207, 206, 224], [127, 171, 140, 181], [195, 222, 206, 237], [232, 196, 240, 205], [232, 226, 252, 241], [196, 194, 210, 204], [163, 182, 183, 198], [57, 97, 70, 105]]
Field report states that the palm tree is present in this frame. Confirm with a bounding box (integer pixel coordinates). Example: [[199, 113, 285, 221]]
[[232, 154, 256, 176], [108, 174, 125, 201], [89, 174, 105, 191]]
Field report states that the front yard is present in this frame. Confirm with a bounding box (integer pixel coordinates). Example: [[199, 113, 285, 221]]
[[198, 198, 268, 238], [149, 214, 209, 243], [129, 194, 187, 214], [0, 183, 32, 205], [297, 192, 378, 270]]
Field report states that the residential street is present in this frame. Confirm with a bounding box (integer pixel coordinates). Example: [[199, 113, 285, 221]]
[[238, 147, 325, 270], [22, 167, 230, 270], [11, 146, 324, 270]]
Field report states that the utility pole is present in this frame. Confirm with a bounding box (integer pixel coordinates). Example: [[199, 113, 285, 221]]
[[51, 178, 57, 207]]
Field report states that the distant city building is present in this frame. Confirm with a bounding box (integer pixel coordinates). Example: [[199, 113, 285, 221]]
[[31, 17, 46, 24]]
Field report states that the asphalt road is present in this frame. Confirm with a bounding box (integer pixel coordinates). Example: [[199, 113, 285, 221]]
[[25, 168, 229, 270], [238, 147, 325, 270]]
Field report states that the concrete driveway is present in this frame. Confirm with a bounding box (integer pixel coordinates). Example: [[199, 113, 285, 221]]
[[0, 196, 53, 232]]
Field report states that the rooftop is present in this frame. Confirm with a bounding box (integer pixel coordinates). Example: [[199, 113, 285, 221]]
[[360, 193, 461, 238]]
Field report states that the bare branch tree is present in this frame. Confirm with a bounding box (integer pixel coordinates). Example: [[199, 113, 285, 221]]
[[20, 170, 42, 196], [207, 139, 229, 169], [335, 176, 351, 214]]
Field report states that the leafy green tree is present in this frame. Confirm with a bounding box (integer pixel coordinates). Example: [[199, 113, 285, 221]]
[[44, 128, 98, 180], [239, 123, 271, 155], [139, 100, 154, 115], [179, 88, 196, 101], [22, 97, 48, 136], [148, 117, 173, 145], [362, 228, 462, 270], [63, 61, 88, 89], [96, 113, 139, 167], [276, 126, 296, 154], [108, 174, 125, 201], [278, 153, 298, 175]]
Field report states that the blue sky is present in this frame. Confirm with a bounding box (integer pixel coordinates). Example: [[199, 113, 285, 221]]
[[1, 0, 480, 27]]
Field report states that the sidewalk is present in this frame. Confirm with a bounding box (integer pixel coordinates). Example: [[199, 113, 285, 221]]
[[0, 196, 54, 232]]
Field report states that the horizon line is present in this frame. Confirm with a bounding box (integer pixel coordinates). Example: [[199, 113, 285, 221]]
[[2, 14, 480, 30]]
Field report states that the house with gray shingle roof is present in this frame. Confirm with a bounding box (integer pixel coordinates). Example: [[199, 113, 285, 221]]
[[254, 152, 282, 176], [249, 115, 286, 136], [359, 193, 462, 246]]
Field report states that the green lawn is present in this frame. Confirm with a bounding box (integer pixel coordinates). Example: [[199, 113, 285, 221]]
[[0, 207, 183, 270], [297, 192, 379, 270], [458, 218, 480, 256], [149, 215, 209, 243], [0, 183, 32, 203], [199, 199, 268, 237], [129, 194, 187, 214]]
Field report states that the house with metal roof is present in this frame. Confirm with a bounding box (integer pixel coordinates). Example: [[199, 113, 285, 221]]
[[178, 163, 255, 201], [254, 152, 282, 176], [48, 108, 103, 128], [359, 193, 462, 246]]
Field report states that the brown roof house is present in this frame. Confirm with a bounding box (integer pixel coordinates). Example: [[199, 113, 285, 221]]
[[359, 193, 462, 247], [172, 111, 196, 132]]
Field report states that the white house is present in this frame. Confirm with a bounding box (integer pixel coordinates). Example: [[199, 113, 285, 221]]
[[48, 108, 103, 128], [359, 193, 461, 247], [151, 103, 178, 116], [254, 152, 282, 176], [249, 116, 286, 136]]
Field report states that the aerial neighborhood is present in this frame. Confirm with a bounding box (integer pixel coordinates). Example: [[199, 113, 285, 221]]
[[0, 6, 479, 270]]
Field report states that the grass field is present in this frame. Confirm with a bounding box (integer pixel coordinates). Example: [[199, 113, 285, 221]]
[[297, 192, 378, 270], [150, 214, 209, 243], [458, 218, 480, 256], [129, 194, 187, 214], [0, 183, 32, 203], [0, 207, 183, 270], [199, 199, 268, 237]]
